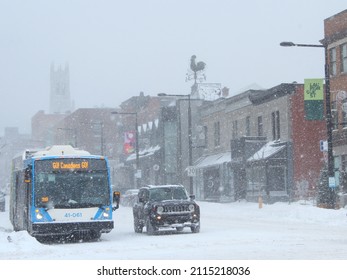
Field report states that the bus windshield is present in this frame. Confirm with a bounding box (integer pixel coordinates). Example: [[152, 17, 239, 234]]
[[34, 158, 110, 208]]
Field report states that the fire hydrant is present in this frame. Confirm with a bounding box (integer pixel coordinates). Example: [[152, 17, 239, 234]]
[[258, 195, 263, 209]]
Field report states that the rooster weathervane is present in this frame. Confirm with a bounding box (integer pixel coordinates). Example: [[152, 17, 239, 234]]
[[186, 55, 206, 85]]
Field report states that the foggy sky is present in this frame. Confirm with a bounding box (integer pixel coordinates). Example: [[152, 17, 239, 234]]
[[0, 0, 346, 136]]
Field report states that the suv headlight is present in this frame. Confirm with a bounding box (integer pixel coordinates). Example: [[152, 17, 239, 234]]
[[157, 206, 164, 214], [188, 204, 195, 212]]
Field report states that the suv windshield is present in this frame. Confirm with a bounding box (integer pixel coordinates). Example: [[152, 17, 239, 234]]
[[149, 187, 188, 201]]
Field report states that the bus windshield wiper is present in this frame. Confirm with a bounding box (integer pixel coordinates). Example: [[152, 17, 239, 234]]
[[78, 202, 103, 208]]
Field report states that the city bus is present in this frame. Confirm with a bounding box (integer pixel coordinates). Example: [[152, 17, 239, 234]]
[[9, 145, 120, 242]]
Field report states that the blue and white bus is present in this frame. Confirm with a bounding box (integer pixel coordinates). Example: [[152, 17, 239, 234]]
[[9, 145, 120, 242]]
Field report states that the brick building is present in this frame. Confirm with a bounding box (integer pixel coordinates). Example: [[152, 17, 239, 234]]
[[111, 92, 164, 192], [323, 9, 347, 194], [31, 110, 68, 147], [51, 108, 117, 157], [194, 83, 326, 202]]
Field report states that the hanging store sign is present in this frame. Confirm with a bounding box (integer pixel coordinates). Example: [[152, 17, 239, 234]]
[[124, 131, 136, 155], [304, 79, 324, 120]]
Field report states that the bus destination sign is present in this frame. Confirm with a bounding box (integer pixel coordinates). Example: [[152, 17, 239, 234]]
[[52, 161, 89, 170]]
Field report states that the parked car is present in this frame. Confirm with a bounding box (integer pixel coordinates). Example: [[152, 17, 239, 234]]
[[121, 189, 139, 207], [133, 184, 200, 235], [0, 191, 5, 212]]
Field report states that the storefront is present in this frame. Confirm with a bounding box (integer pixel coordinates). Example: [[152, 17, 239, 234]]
[[126, 145, 162, 186], [193, 152, 233, 202], [246, 141, 291, 203]]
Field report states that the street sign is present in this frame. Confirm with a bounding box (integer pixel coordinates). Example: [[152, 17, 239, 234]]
[[135, 170, 142, 179], [187, 166, 196, 177], [329, 177, 336, 188]]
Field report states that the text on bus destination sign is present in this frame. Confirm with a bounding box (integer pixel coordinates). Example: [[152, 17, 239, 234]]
[[52, 161, 89, 170]]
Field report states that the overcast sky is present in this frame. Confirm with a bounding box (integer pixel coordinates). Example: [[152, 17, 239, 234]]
[[0, 0, 346, 136]]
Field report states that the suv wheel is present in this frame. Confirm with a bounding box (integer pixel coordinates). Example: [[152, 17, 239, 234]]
[[134, 217, 143, 233], [191, 224, 200, 233], [146, 219, 157, 235]]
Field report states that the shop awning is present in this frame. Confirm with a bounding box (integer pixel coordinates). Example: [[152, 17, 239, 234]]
[[126, 145, 161, 161], [195, 151, 231, 169], [248, 141, 286, 162]]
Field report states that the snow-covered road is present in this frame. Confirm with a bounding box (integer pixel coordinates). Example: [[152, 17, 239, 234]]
[[1, 198, 347, 260], [2, 198, 347, 279]]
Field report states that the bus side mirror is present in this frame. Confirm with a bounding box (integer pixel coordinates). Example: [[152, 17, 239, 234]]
[[24, 168, 31, 183], [112, 191, 120, 211]]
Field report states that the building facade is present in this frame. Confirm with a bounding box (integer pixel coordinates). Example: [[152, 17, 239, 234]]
[[0, 128, 41, 193], [110, 92, 163, 192], [52, 108, 117, 157], [31, 110, 68, 147], [323, 10, 347, 196], [157, 96, 206, 190], [194, 83, 326, 203]]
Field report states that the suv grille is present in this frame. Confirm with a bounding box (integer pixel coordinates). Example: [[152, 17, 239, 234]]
[[163, 204, 191, 214]]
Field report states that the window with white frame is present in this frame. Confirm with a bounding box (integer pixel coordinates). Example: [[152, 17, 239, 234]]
[[203, 125, 208, 148], [214, 121, 220, 147], [341, 43, 347, 73], [342, 98, 347, 128], [332, 100, 338, 129], [271, 111, 280, 140], [245, 116, 250, 136], [257, 116, 263, 137], [232, 120, 238, 139], [330, 47, 337, 76]]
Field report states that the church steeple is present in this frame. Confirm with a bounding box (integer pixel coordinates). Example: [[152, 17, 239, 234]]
[[49, 62, 73, 114]]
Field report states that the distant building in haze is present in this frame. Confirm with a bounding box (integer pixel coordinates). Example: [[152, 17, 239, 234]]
[[50, 63, 74, 114]]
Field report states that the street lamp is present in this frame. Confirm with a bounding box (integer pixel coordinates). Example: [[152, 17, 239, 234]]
[[158, 93, 193, 194], [111, 111, 140, 188], [280, 41, 335, 208]]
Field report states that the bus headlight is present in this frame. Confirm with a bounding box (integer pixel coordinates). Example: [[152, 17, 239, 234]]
[[35, 210, 43, 220], [102, 211, 109, 218]]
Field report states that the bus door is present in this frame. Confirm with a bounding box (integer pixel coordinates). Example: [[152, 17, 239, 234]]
[[23, 167, 32, 230]]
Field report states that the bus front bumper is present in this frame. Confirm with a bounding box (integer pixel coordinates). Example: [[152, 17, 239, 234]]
[[31, 220, 114, 237]]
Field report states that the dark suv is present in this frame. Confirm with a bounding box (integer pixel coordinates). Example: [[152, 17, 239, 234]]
[[133, 185, 200, 234]]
